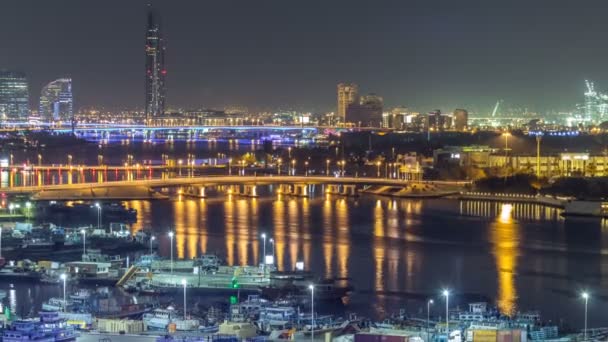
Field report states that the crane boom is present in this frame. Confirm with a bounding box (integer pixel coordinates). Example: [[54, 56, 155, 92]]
[[491, 100, 502, 117]]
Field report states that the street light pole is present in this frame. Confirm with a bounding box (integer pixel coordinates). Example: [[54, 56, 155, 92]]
[[309, 284, 315, 342], [427, 299, 434, 338], [95, 202, 101, 229], [261, 233, 267, 266], [582, 292, 589, 340], [326, 159, 330, 176], [269, 238, 275, 264], [81, 229, 86, 256], [60, 273, 67, 312], [150, 236, 155, 255], [443, 290, 450, 335], [182, 279, 187, 319], [168, 231, 174, 274]]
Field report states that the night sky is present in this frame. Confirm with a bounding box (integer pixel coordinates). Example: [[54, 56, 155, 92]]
[[2, 0, 608, 113]]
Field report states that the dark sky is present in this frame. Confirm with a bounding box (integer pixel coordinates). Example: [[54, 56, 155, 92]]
[[2, 0, 608, 114]]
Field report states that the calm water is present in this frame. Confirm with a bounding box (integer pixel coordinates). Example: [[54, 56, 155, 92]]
[[2, 195, 608, 328], [3, 140, 608, 328]]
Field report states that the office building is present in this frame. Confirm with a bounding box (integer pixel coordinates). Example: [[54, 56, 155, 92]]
[[39, 78, 73, 122], [357, 93, 383, 127], [428, 110, 452, 131], [453, 109, 468, 131], [337, 83, 358, 124], [0, 70, 29, 122], [145, 6, 166, 121]]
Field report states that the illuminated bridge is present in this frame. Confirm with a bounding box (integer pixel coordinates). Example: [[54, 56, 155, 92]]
[[0, 175, 469, 200]]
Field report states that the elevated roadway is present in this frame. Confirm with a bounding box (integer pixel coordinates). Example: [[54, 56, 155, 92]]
[[0, 175, 470, 196]]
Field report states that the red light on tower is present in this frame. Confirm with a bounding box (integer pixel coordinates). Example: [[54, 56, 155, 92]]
[[161, 70, 167, 75]]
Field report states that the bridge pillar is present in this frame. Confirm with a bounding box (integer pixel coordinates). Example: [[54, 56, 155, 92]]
[[182, 185, 207, 198], [277, 184, 292, 195], [243, 185, 258, 197], [341, 185, 359, 197], [227, 184, 240, 196], [294, 184, 309, 197], [325, 184, 340, 195]]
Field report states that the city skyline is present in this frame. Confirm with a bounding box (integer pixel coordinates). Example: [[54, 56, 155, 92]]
[[2, 1, 608, 113]]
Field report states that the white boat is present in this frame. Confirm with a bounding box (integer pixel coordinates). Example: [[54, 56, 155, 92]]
[[143, 307, 200, 331], [69, 289, 91, 301], [0, 289, 6, 300], [42, 298, 66, 312]]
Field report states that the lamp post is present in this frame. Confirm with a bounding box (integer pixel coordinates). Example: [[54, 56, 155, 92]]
[[168, 231, 174, 274], [95, 202, 101, 229], [582, 292, 589, 340], [443, 290, 450, 335], [376, 161, 381, 177], [60, 273, 67, 312], [81, 229, 86, 256], [182, 279, 187, 319], [326, 159, 330, 176], [228, 158, 232, 175], [305, 161, 309, 176], [150, 236, 155, 255], [277, 158, 282, 175], [309, 284, 315, 342], [261, 233, 267, 266], [536, 135, 542, 178], [269, 238, 275, 263], [291, 160, 296, 176], [427, 299, 434, 336]]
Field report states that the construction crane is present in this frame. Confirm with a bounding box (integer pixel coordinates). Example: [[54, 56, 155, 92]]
[[491, 100, 502, 117]]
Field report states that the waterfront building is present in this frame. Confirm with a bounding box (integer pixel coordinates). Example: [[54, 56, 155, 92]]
[[453, 108, 468, 131], [39, 78, 73, 123], [0, 70, 29, 122], [434, 146, 608, 178], [337, 83, 358, 124], [145, 5, 166, 122]]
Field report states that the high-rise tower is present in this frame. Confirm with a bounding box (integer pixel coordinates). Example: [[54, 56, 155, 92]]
[[145, 5, 166, 122], [0, 70, 29, 122], [337, 83, 358, 124], [39, 78, 72, 123]]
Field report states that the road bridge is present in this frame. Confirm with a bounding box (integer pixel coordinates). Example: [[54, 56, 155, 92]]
[[0, 175, 470, 200]]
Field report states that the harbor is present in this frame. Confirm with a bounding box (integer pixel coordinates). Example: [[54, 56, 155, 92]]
[[0, 216, 603, 341]]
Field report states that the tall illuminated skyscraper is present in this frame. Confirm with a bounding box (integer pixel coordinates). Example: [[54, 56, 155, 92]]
[[145, 5, 166, 122], [39, 78, 72, 123], [0, 70, 29, 122], [337, 83, 358, 124]]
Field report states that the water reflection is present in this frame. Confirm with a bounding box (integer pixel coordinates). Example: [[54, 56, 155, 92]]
[[490, 203, 519, 316]]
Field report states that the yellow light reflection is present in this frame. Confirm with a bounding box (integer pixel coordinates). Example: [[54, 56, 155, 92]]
[[199, 199, 208, 255], [491, 203, 519, 316], [322, 196, 334, 277], [186, 200, 198, 259], [173, 200, 186, 259], [273, 198, 286, 270], [224, 197, 235, 266], [288, 199, 299, 268], [302, 197, 311, 269], [236, 199, 249, 265], [336, 199, 349, 278]]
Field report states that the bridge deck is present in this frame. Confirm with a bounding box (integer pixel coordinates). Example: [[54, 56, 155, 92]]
[[0, 175, 469, 195]]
